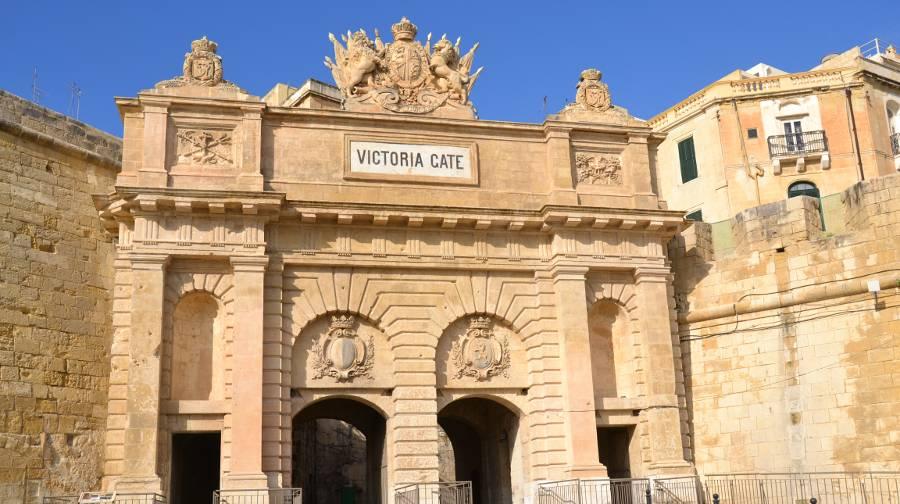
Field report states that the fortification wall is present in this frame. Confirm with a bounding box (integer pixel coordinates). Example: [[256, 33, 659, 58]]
[[0, 90, 120, 503], [670, 173, 900, 474]]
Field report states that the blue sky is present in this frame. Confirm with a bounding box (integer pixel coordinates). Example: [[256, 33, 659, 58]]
[[3, 0, 898, 136]]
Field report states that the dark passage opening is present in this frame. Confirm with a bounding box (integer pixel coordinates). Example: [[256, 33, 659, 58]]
[[597, 426, 633, 478], [171, 432, 220, 504]]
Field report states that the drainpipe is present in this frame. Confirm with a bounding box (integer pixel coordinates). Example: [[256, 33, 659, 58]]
[[845, 87, 865, 181], [732, 99, 760, 205]]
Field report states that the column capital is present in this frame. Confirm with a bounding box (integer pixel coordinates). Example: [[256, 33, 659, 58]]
[[633, 266, 671, 283], [230, 255, 269, 272], [548, 265, 589, 282], [128, 253, 169, 270]]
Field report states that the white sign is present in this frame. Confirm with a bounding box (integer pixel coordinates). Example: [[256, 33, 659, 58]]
[[349, 141, 472, 180]]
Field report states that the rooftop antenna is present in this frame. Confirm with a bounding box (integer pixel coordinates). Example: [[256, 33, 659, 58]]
[[68, 81, 83, 119], [543, 96, 548, 114], [31, 67, 43, 104]]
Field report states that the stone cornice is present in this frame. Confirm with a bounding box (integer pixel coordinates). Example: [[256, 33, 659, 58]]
[[96, 187, 687, 237], [0, 117, 121, 170]]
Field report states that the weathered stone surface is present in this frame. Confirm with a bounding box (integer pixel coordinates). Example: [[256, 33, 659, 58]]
[[0, 90, 120, 503]]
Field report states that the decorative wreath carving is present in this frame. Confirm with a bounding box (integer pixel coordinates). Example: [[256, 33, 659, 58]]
[[451, 316, 510, 381], [310, 314, 374, 382]]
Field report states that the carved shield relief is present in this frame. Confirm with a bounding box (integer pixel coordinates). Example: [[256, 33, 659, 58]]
[[310, 314, 374, 382], [385, 41, 429, 88], [451, 316, 510, 381]]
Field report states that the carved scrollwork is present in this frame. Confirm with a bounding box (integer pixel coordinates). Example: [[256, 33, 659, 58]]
[[310, 314, 374, 382], [450, 316, 510, 381], [575, 153, 623, 185]]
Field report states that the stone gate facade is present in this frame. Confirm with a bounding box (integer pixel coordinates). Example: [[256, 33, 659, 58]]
[[93, 18, 695, 502]]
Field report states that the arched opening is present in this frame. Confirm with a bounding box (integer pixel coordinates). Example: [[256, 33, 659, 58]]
[[588, 300, 634, 402], [292, 398, 386, 504], [438, 397, 522, 504], [788, 180, 824, 230], [887, 101, 899, 134], [588, 300, 640, 478], [171, 292, 224, 400]]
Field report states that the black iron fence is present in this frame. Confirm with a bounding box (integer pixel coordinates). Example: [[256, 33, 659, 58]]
[[395, 481, 472, 504], [891, 132, 900, 155], [538, 473, 900, 504], [41, 494, 166, 504], [767, 130, 828, 158]]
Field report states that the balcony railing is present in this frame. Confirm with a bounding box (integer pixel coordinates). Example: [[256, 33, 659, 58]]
[[767, 130, 828, 158], [891, 132, 900, 155]]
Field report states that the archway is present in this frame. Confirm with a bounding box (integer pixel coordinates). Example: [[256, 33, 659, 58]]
[[292, 398, 386, 504], [438, 397, 522, 504]]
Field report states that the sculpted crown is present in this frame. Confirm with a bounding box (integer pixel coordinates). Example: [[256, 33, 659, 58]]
[[468, 316, 493, 330], [191, 36, 218, 53], [581, 68, 602, 81], [391, 17, 417, 41], [330, 314, 355, 329]]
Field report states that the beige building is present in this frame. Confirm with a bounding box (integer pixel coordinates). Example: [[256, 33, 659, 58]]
[[2, 20, 899, 504], [90, 20, 694, 504], [650, 40, 900, 228]]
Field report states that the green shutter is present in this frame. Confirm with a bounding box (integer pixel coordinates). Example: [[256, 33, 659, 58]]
[[678, 137, 698, 183]]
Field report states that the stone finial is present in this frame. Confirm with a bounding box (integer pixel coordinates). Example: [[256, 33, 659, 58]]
[[575, 68, 611, 112], [553, 68, 640, 125], [154, 36, 244, 92]]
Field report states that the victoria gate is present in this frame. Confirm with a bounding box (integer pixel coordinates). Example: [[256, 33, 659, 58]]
[[94, 17, 694, 504]]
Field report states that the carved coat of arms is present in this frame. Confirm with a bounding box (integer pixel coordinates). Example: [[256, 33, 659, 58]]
[[325, 17, 483, 115], [310, 314, 374, 382], [182, 36, 223, 86], [576, 68, 611, 112], [451, 316, 510, 381]]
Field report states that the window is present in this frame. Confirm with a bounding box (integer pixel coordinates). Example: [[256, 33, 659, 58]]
[[677, 137, 698, 183], [685, 209, 703, 222], [747, 128, 758, 139], [783, 120, 804, 152], [787, 181, 819, 199]]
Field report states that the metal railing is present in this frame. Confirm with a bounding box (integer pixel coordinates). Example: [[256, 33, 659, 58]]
[[538, 477, 704, 504], [891, 132, 900, 155], [395, 481, 472, 504], [767, 130, 828, 158], [42, 494, 166, 504], [705, 472, 900, 503], [213, 488, 302, 504], [539, 473, 900, 504]]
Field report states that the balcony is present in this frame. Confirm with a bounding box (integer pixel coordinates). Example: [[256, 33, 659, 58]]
[[767, 130, 830, 174]]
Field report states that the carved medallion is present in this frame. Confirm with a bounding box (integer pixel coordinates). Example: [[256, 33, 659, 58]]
[[451, 316, 510, 381], [575, 153, 622, 185], [310, 314, 374, 382], [176, 130, 232, 165], [324, 17, 483, 115]]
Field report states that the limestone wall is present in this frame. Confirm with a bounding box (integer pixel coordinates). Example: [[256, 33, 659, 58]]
[[0, 90, 120, 503], [670, 173, 900, 473]]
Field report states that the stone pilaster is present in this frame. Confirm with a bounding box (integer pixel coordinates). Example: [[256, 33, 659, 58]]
[[633, 266, 693, 475], [137, 103, 168, 187], [115, 253, 168, 493], [226, 256, 270, 488], [547, 266, 607, 478], [545, 126, 579, 205]]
